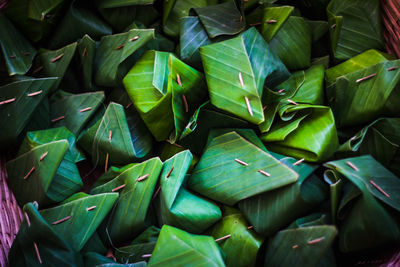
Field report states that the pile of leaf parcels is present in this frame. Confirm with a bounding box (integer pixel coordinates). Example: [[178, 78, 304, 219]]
[[1, 0, 400, 266]]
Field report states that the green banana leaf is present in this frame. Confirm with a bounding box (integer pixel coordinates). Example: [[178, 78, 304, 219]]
[[309, 20, 329, 43], [5, 0, 67, 42], [39, 193, 118, 251], [327, 59, 400, 127], [0, 77, 57, 147], [162, 0, 211, 37], [155, 150, 221, 233], [123, 50, 207, 141], [208, 207, 263, 267], [18, 126, 85, 163], [192, 0, 245, 38], [200, 27, 290, 124], [264, 225, 337, 267], [287, 213, 329, 229], [48, 0, 112, 49], [115, 226, 160, 264], [179, 101, 249, 155], [78, 102, 152, 166], [99, 263, 147, 267], [0, 14, 36, 76], [90, 157, 163, 243], [77, 34, 97, 91], [179, 16, 212, 69], [188, 131, 298, 205], [337, 118, 400, 176], [50, 91, 105, 135], [239, 157, 326, 236], [269, 16, 311, 70], [23, 96, 51, 133], [98, 0, 154, 8], [147, 225, 225, 267], [9, 203, 84, 267], [34, 42, 77, 92], [325, 49, 394, 87], [7, 140, 84, 207], [94, 29, 155, 87], [324, 155, 400, 252], [261, 105, 339, 162], [260, 6, 294, 42], [327, 0, 384, 62]]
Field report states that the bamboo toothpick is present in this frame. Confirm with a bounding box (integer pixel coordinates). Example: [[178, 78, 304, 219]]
[[287, 99, 298, 105], [126, 102, 132, 109], [40, 152, 48, 161], [247, 225, 254, 230], [79, 107, 92, 112], [137, 174, 150, 182], [387, 66, 398, 71], [177, 73, 182, 86], [346, 161, 359, 171], [356, 73, 376, 83], [308, 237, 325, 245], [215, 234, 231, 242], [249, 22, 262, 26], [130, 36, 139, 42], [166, 167, 174, 178], [235, 158, 248, 166], [24, 167, 35, 180], [258, 170, 271, 177], [266, 19, 277, 24], [86, 206, 96, 211], [108, 130, 112, 142], [142, 254, 152, 258], [51, 116, 65, 123], [27, 90, 42, 97], [52, 215, 72, 225], [10, 55, 16, 58], [115, 43, 125, 50], [0, 98, 16, 105], [82, 47, 87, 57], [292, 244, 299, 249], [33, 242, 42, 264], [51, 53, 64, 63], [182, 94, 189, 112], [25, 213, 31, 227], [152, 186, 161, 201], [112, 184, 126, 192], [239, 72, 245, 88], [370, 180, 390, 198], [293, 158, 305, 166], [32, 65, 44, 75], [245, 96, 253, 116], [105, 153, 109, 173]]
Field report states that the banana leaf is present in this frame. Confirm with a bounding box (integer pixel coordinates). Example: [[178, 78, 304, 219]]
[[239, 157, 327, 236], [78, 102, 152, 166], [18, 126, 85, 163], [0, 77, 57, 147], [309, 20, 329, 43], [39, 193, 118, 251], [200, 27, 290, 124], [269, 16, 311, 70], [94, 29, 155, 87], [179, 101, 249, 155], [23, 96, 51, 133], [99, 263, 147, 267], [261, 105, 339, 162], [84, 252, 115, 266], [90, 157, 163, 243], [123, 50, 207, 141], [260, 6, 294, 42], [327, 0, 384, 62], [0, 14, 36, 76], [327, 60, 400, 128], [7, 140, 84, 207], [155, 150, 222, 233], [208, 207, 263, 267], [179, 16, 212, 69], [77, 35, 96, 91], [48, 0, 112, 49], [147, 225, 225, 267], [192, 0, 245, 38], [337, 118, 400, 176], [98, 0, 154, 8], [9, 203, 84, 267], [5, 0, 67, 42], [287, 213, 329, 229], [188, 131, 298, 205], [115, 226, 160, 264], [264, 225, 337, 267], [34, 42, 77, 92], [162, 0, 211, 37], [324, 155, 400, 252], [325, 49, 394, 87]]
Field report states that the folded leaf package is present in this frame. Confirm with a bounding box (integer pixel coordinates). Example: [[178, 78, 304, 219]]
[[155, 150, 221, 233], [78, 102, 153, 166], [123, 50, 207, 141], [90, 157, 163, 243], [188, 131, 298, 205], [200, 27, 290, 124], [324, 155, 400, 252], [327, 0, 384, 61], [147, 225, 225, 267], [0, 78, 57, 147]]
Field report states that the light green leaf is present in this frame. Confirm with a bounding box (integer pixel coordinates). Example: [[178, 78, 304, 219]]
[[260, 6, 294, 42]]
